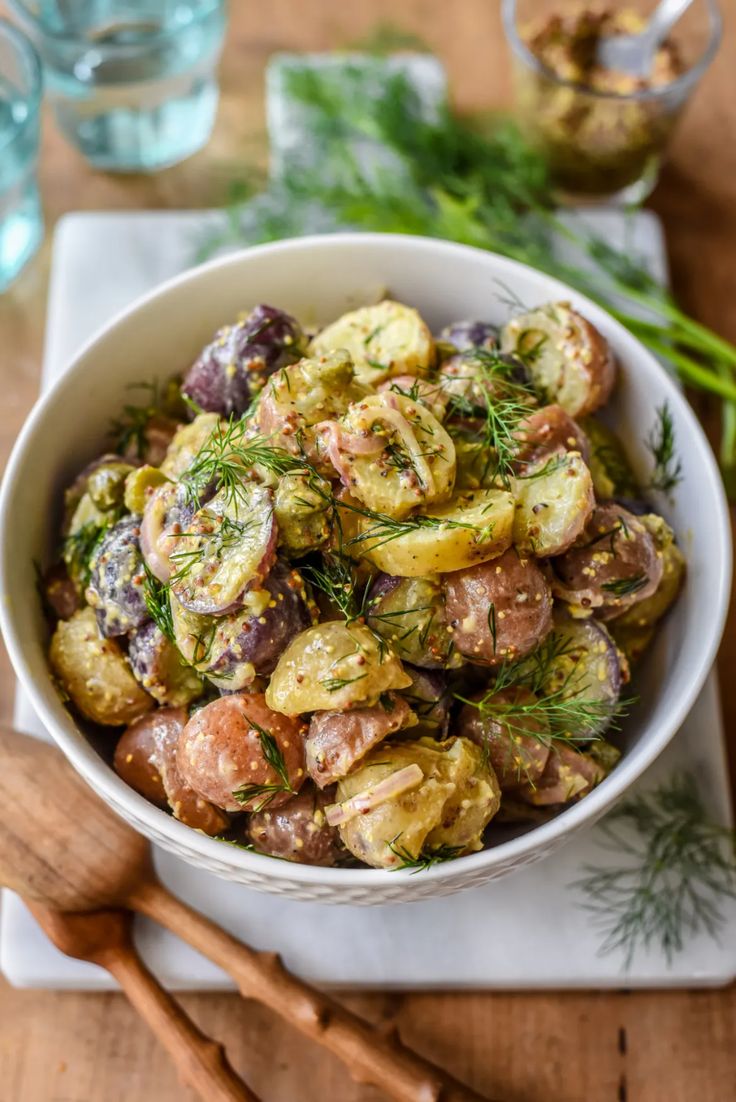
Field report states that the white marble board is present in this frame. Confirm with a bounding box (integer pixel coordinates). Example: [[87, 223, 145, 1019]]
[[2, 209, 734, 991]]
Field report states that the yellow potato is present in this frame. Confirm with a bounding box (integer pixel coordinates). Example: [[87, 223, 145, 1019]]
[[265, 621, 411, 716], [512, 451, 594, 557], [328, 392, 455, 519], [354, 488, 515, 577], [50, 607, 153, 727], [310, 300, 434, 388], [160, 412, 222, 479]]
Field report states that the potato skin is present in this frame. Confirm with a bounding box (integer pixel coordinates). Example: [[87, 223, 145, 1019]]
[[513, 404, 590, 469], [305, 692, 414, 788], [247, 787, 342, 866], [86, 516, 149, 638], [457, 688, 551, 791], [367, 574, 458, 669], [128, 621, 204, 708], [399, 666, 451, 738], [516, 741, 606, 806], [553, 503, 663, 619], [42, 562, 79, 621], [114, 710, 172, 808], [541, 612, 623, 738], [182, 304, 306, 416], [443, 549, 553, 666], [50, 607, 154, 727], [501, 302, 615, 417], [177, 692, 307, 812]]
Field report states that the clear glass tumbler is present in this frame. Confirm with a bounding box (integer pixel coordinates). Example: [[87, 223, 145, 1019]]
[[8, 1, 227, 173], [502, 0, 722, 205], [0, 19, 42, 291]]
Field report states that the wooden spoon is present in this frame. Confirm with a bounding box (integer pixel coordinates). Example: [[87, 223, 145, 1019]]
[[25, 901, 259, 1102], [0, 726, 497, 1102]]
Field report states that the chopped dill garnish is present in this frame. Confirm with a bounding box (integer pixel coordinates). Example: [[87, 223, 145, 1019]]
[[320, 672, 368, 694], [181, 418, 300, 508], [445, 348, 537, 487], [62, 520, 110, 589], [645, 403, 682, 494], [573, 771, 736, 967], [142, 564, 175, 642], [232, 714, 293, 811], [388, 836, 465, 872], [601, 573, 648, 598]]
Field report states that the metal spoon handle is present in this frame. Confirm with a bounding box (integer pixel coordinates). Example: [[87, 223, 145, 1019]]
[[645, 0, 694, 48], [131, 877, 499, 1102], [104, 945, 260, 1102]]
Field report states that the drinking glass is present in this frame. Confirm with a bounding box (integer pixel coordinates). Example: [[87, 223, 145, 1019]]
[[8, 1, 227, 173], [502, 0, 722, 204], [0, 19, 42, 291]]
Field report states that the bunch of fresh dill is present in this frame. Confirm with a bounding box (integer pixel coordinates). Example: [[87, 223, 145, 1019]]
[[199, 58, 736, 494], [574, 771, 736, 968]]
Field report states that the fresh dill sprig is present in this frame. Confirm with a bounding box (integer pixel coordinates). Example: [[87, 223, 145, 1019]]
[[198, 61, 736, 495], [573, 771, 736, 967], [62, 520, 111, 589], [300, 553, 367, 622], [320, 672, 368, 693], [645, 403, 683, 494], [142, 564, 175, 642], [109, 381, 159, 459], [388, 836, 465, 872], [601, 573, 648, 598], [232, 714, 293, 811], [181, 418, 300, 508], [446, 348, 537, 487], [457, 632, 627, 742]]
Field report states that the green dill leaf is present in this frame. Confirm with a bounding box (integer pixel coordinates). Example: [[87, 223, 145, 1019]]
[[645, 402, 682, 494], [600, 573, 648, 598]]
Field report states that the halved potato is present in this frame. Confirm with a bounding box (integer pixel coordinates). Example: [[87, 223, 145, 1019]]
[[321, 392, 455, 519], [501, 302, 615, 417], [265, 621, 411, 715], [512, 451, 594, 557], [309, 300, 434, 387], [354, 488, 515, 576]]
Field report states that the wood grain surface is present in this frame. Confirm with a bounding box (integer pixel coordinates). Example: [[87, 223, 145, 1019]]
[[0, 2, 734, 1100]]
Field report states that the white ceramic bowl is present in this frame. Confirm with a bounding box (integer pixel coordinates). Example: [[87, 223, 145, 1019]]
[[0, 234, 731, 904]]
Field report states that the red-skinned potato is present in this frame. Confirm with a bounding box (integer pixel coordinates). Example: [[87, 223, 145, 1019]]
[[516, 741, 606, 806], [457, 688, 551, 791], [501, 302, 615, 417], [553, 503, 663, 619], [114, 708, 229, 835], [305, 692, 414, 788], [443, 548, 553, 666], [177, 692, 307, 812], [513, 404, 590, 470], [247, 786, 343, 866]]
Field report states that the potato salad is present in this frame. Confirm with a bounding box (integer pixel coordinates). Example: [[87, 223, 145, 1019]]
[[44, 298, 685, 870]]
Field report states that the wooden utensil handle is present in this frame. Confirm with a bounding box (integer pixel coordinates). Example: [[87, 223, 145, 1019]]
[[105, 944, 260, 1102], [132, 879, 498, 1102]]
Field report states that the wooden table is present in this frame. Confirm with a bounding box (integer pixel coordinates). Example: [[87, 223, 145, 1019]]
[[0, 2, 734, 1099]]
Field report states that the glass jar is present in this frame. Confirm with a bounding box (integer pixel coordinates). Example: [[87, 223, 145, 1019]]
[[502, 0, 722, 204]]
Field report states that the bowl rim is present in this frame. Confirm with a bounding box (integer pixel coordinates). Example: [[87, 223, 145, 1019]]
[[1, 231, 731, 890]]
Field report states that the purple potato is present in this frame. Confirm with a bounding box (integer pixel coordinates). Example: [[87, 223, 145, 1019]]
[[86, 516, 149, 637], [42, 562, 80, 621], [128, 620, 204, 708], [206, 561, 314, 684], [140, 480, 198, 584], [399, 666, 451, 737], [367, 573, 456, 669], [439, 320, 498, 352], [247, 786, 342, 867], [182, 304, 306, 417], [542, 611, 623, 738]]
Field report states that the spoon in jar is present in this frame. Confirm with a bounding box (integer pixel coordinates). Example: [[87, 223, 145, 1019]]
[[25, 901, 259, 1102], [596, 0, 694, 79], [0, 726, 499, 1102]]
